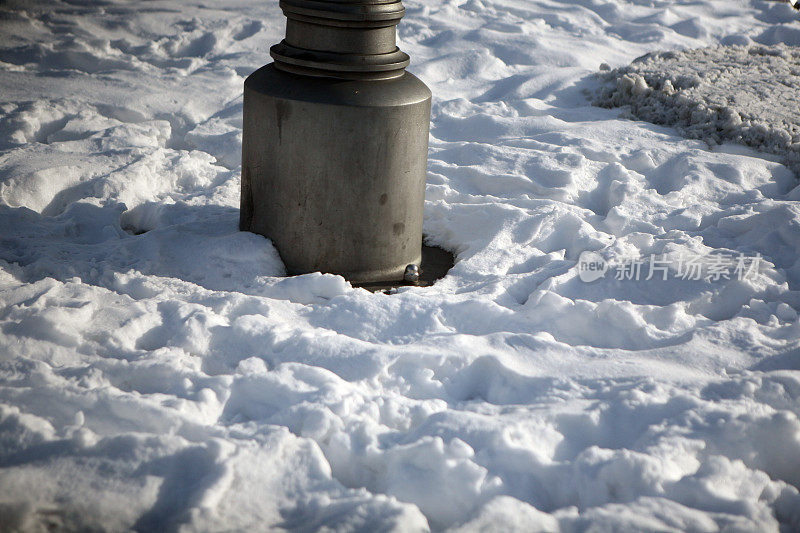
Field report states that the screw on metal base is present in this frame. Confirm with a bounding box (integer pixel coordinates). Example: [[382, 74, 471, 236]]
[[351, 244, 454, 292], [403, 264, 420, 284]]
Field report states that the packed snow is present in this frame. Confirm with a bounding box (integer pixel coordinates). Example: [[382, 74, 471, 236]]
[[1, 0, 800, 531], [594, 43, 800, 174]]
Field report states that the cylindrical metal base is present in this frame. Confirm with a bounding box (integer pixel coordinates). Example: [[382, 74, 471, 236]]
[[240, 64, 431, 283]]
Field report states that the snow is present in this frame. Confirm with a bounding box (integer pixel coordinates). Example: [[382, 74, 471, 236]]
[[1, 0, 800, 531], [594, 43, 800, 174]]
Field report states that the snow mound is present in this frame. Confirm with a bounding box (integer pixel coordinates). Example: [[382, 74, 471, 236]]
[[595, 44, 800, 174]]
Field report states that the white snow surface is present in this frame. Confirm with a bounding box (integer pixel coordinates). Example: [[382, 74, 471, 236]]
[[594, 43, 800, 174], [1, 0, 800, 531]]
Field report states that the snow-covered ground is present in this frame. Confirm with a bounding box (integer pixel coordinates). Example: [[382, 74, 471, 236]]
[[595, 43, 800, 174], [2, 0, 800, 530]]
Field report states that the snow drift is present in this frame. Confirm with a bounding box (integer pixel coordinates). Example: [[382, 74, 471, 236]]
[[594, 44, 800, 174]]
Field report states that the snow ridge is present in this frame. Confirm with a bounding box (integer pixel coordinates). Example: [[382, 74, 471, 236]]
[[594, 44, 800, 174]]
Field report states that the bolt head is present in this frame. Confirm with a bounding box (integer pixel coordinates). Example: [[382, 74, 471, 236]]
[[403, 264, 420, 283]]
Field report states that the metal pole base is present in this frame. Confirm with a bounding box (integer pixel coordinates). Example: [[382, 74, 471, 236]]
[[353, 243, 455, 292], [240, 64, 431, 283]]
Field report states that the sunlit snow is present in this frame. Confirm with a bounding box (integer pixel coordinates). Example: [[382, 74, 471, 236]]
[[1, 0, 800, 531]]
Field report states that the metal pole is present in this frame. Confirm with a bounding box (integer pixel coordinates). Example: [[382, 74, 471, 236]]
[[240, 0, 431, 283]]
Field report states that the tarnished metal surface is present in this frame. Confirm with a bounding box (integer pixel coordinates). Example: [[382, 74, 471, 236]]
[[271, 0, 410, 80], [241, 0, 431, 283]]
